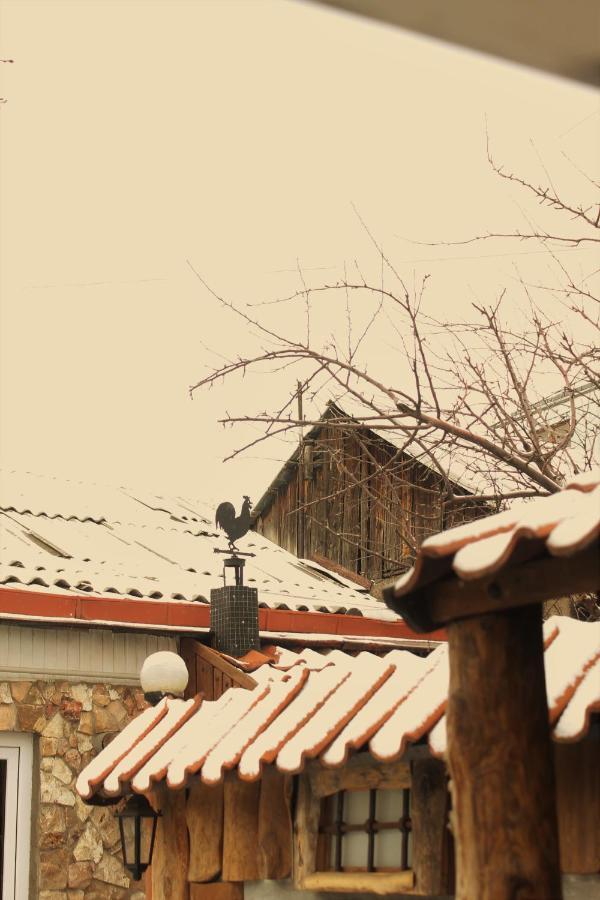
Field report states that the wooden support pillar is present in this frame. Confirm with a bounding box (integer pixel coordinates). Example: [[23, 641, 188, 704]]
[[411, 757, 452, 896], [446, 604, 562, 900], [187, 781, 224, 882], [152, 787, 190, 900]]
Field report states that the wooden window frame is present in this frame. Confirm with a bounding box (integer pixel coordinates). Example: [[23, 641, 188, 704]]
[[293, 754, 415, 894]]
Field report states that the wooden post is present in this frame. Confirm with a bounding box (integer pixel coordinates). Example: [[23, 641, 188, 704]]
[[411, 757, 452, 896], [187, 781, 224, 882], [152, 787, 190, 900], [446, 604, 562, 900], [222, 775, 261, 882]]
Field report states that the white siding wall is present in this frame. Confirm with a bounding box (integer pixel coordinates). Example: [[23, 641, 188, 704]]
[[0, 622, 177, 684]]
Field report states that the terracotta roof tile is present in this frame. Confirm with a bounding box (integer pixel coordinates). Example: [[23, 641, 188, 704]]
[[390, 470, 600, 599], [77, 616, 600, 800]]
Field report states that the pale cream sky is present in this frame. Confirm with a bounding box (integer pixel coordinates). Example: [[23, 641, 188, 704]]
[[0, 0, 598, 505]]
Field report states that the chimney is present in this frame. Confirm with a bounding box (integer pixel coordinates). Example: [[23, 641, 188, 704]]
[[210, 557, 260, 657]]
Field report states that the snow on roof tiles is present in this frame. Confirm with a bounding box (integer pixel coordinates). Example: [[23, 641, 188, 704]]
[[78, 616, 599, 800], [0, 469, 395, 622], [391, 469, 600, 597]]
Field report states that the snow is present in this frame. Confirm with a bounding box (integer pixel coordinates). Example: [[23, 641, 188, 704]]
[[566, 469, 600, 491], [369, 646, 449, 762], [76, 615, 598, 799], [276, 652, 394, 773], [543, 617, 600, 723], [321, 651, 426, 767], [75, 699, 168, 799], [238, 663, 352, 780], [166, 687, 267, 789], [553, 657, 600, 741], [201, 666, 308, 784], [452, 530, 517, 580], [132, 691, 239, 791], [428, 716, 447, 758], [546, 485, 600, 556], [103, 697, 198, 795], [395, 475, 599, 593]]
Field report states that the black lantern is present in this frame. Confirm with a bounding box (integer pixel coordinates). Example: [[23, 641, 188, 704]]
[[116, 794, 160, 881]]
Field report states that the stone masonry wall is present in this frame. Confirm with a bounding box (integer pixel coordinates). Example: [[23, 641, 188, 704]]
[[0, 678, 148, 900]]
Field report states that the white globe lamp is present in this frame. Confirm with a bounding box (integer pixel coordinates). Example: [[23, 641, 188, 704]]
[[140, 651, 189, 703]]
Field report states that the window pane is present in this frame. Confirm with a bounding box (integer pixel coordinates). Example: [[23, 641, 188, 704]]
[[344, 790, 369, 824], [374, 829, 401, 869], [376, 788, 403, 821], [342, 831, 368, 869]]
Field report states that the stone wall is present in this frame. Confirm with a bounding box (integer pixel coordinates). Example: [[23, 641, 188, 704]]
[[0, 677, 148, 899]]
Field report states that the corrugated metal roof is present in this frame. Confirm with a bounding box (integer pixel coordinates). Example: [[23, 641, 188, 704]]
[[389, 469, 600, 599], [76, 615, 599, 800], [0, 469, 395, 620]]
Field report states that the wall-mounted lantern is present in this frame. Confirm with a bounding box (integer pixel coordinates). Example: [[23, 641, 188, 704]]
[[117, 793, 161, 882]]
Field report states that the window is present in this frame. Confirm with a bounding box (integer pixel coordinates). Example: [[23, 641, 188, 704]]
[[317, 787, 412, 874], [293, 755, 415, 894], [0, 734, 33, 900]]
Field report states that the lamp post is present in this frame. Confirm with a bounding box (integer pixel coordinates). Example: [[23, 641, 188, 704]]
[[116, 793, 161, 881]]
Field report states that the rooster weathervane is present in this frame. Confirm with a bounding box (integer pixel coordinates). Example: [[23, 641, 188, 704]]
[[215, 495, 253, 553]]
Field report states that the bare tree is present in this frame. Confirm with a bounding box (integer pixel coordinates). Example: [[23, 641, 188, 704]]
[[188, 145, 599, 601]]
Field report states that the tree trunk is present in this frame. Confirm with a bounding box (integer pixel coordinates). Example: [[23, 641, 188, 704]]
[[446, 604, 562, 900]]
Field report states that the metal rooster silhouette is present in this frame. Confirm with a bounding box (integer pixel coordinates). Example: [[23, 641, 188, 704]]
[[215, 496, 252, 551]]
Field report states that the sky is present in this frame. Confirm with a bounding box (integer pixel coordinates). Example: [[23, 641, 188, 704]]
[[0, 0, 598, 508]]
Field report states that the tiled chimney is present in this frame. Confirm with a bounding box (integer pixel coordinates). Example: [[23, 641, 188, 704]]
[[210, 583, 260, 657]]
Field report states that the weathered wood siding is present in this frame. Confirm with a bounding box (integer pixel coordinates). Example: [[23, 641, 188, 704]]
[[255, 424, 482, 585]]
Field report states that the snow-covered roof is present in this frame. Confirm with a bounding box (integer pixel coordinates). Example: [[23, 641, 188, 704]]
[[77, 615, 599, 800], [390, 468, 600, 598], [0, 469, 396, 621]]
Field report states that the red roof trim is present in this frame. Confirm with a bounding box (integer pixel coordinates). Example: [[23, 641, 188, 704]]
[[0, 586, 445, 642]]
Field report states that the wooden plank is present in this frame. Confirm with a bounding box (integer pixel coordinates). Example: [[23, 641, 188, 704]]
[[187, 780, 224, 883], [293, 774, 321, 889], [189, 884, 243, 900], [425, 543, 600, 630], [222, 775, 261, 881], [152, 787, 190, 900], [411, 757, 452, 896], [555, 740, 600, 874], [180, 637, 198, 699], [308, 755, 411, 798], [446, 605, 562, 900], [257, 767, 292, 879], [301, 870, 414, 893], [193, 642, 257, 689], [197, 658, 214, 700], [213, 667, 224, 699]]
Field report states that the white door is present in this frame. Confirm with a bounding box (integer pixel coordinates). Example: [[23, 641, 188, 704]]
[[0, 734, 33, 900]]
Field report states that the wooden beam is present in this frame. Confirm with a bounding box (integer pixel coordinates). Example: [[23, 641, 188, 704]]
[[257, 767, 293, 879], [446, 605, 562, 900], [301, 870, 414, 893], [222, 775, 261, 881], [192, 642, 257, 689], [411, 757, 452, 896], [308, 754, 410, 797], [293, 774, 321, 889], [419, 544, 599, 631], [189, 884, 243, 900], [152, 787, 190, 900], [187, 781, 224, 883]]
